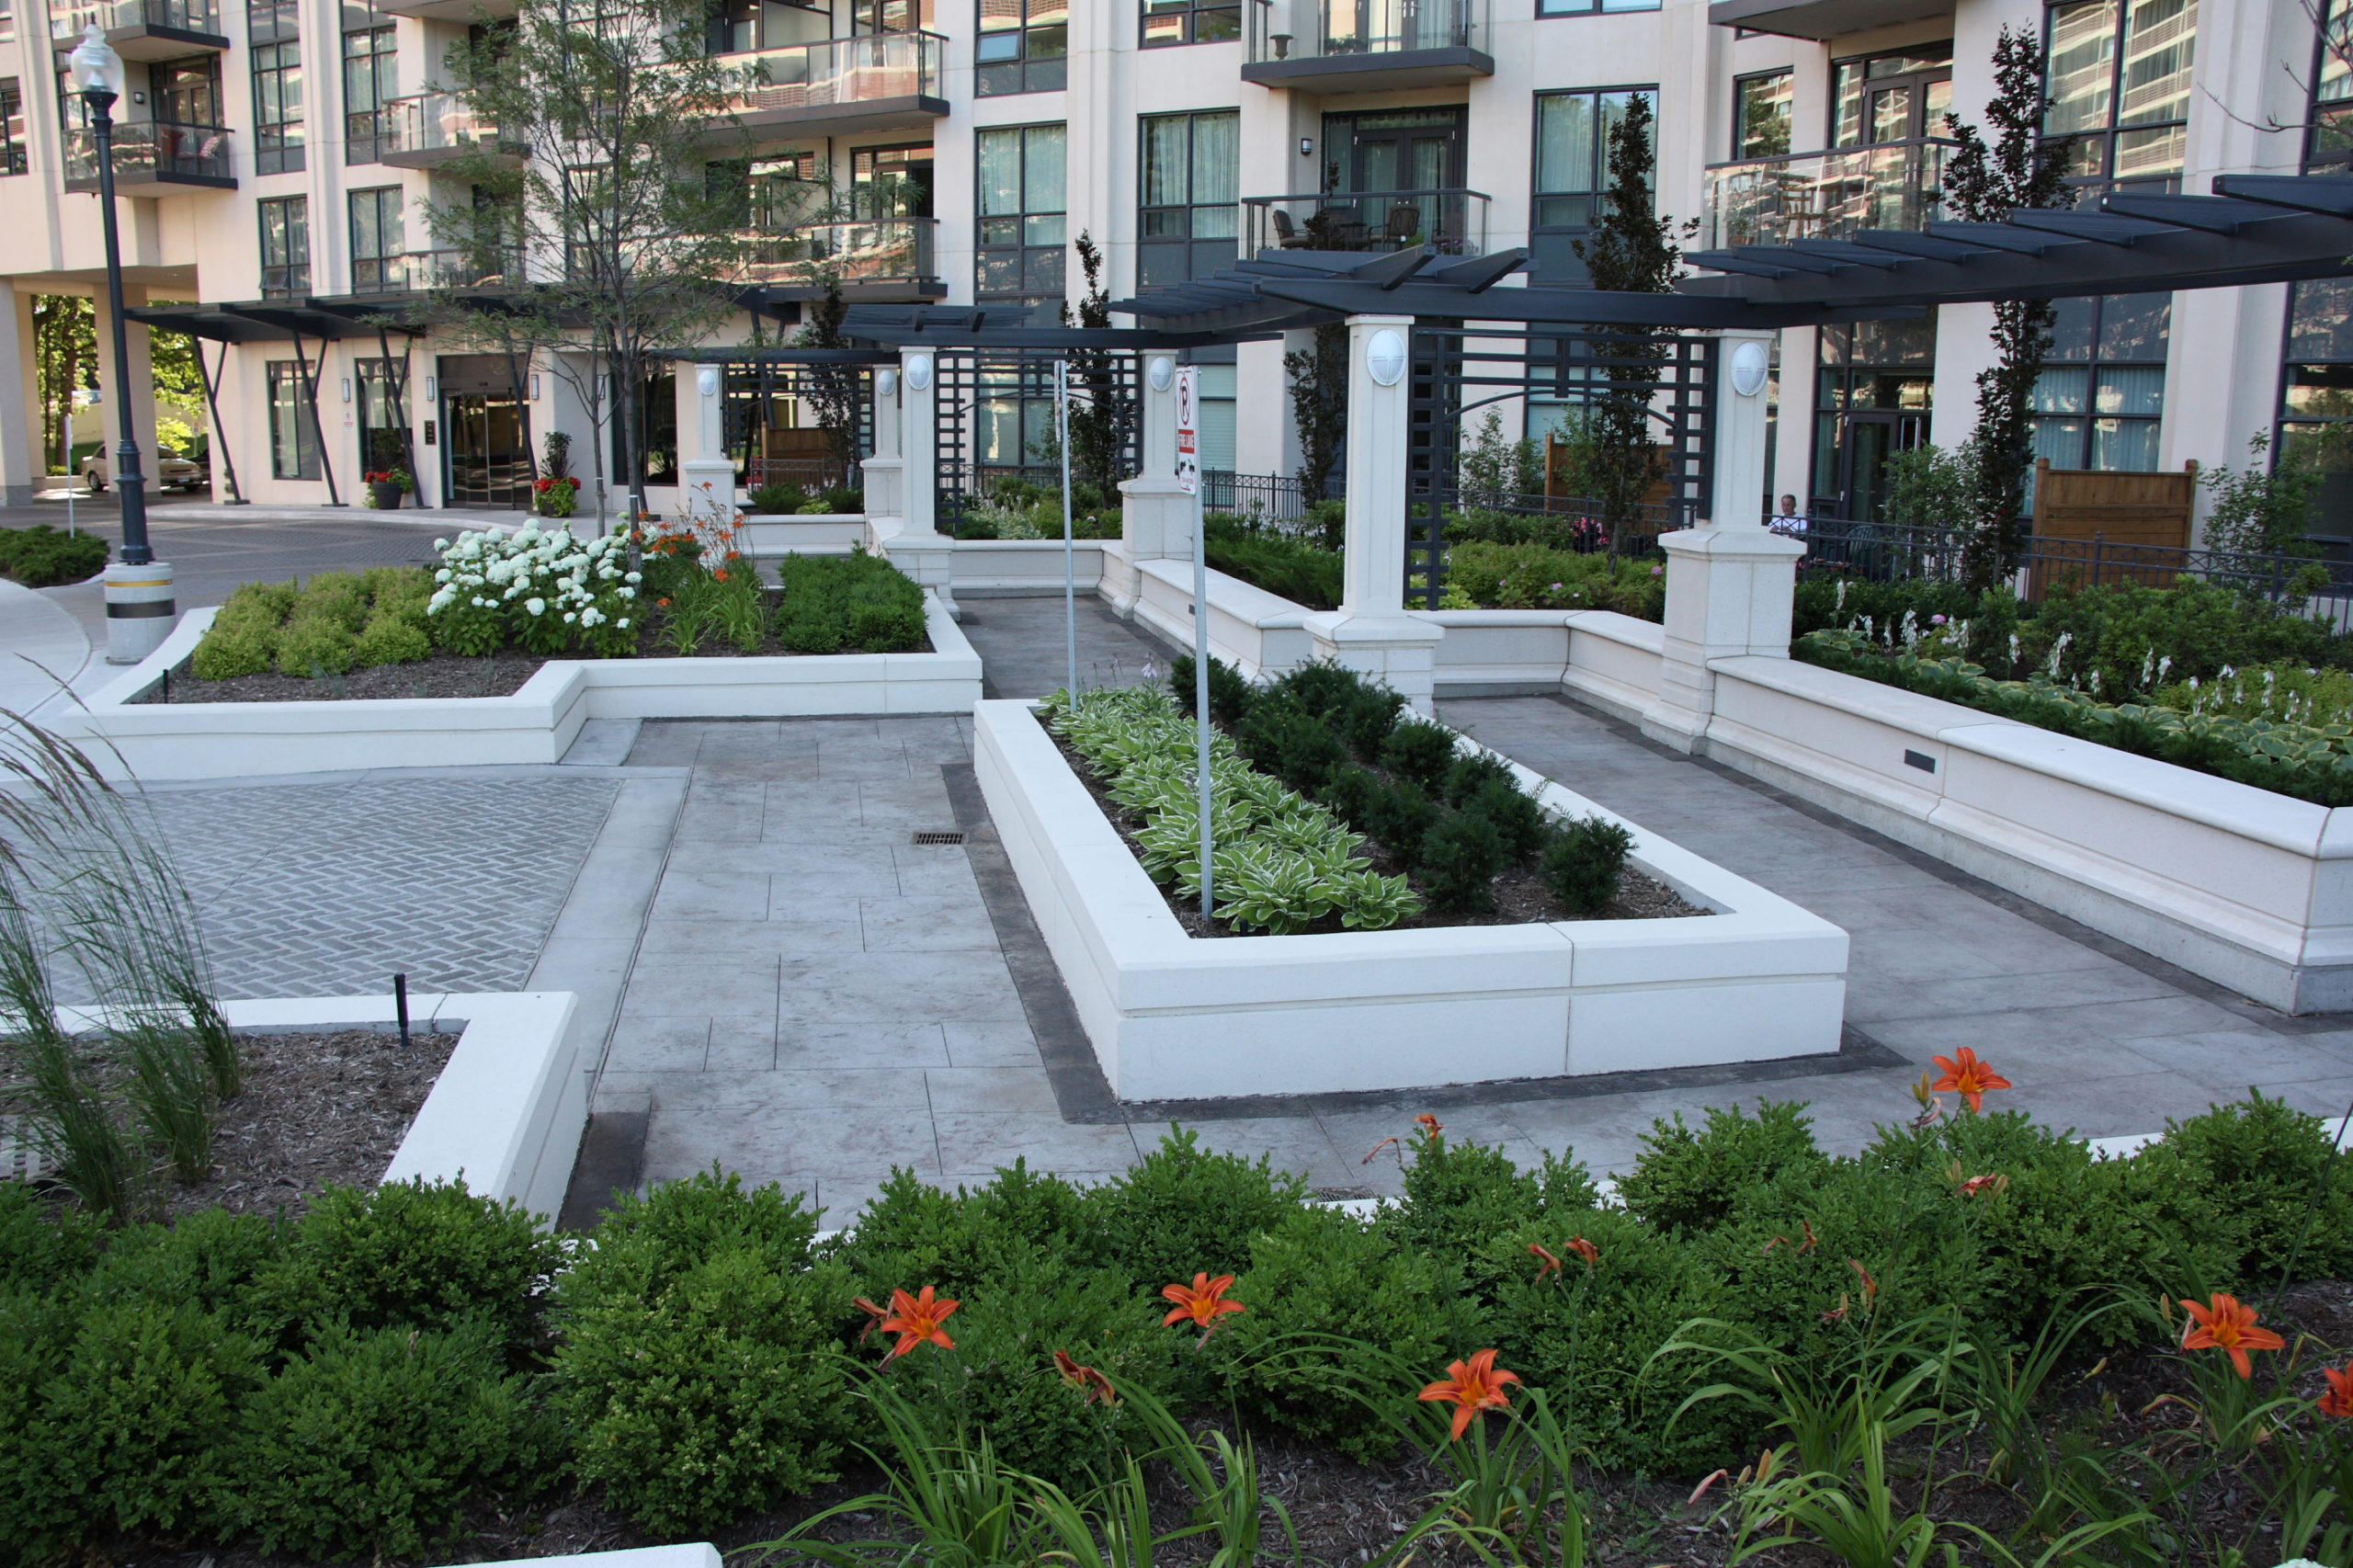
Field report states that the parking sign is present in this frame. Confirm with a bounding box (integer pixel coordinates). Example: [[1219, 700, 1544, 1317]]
[[1174, 365, 1199, 495]]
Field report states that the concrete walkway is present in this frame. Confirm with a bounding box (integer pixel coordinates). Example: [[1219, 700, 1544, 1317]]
[[0, 579, 91, 712]]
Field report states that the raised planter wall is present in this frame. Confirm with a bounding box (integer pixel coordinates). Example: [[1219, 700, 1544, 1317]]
[[53, 593, 982, 781], [973, 699, 1848, 1102]]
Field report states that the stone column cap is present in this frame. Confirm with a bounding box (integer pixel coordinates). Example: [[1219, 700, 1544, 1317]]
[[1657, 525, 1808, 562]]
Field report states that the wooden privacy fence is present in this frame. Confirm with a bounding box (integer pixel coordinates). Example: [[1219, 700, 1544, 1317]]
[[2028, 459, 2199, 597]]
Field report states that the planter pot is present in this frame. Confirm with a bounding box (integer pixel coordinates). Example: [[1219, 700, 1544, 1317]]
[[369, 481, 405, 510]]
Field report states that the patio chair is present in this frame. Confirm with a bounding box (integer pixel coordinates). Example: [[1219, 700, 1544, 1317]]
[[1384, 202, 1423, 245], [1268, 209, 1315, 248]]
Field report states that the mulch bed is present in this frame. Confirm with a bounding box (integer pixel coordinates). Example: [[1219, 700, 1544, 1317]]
[[2, 1028, 457, 1221], [1044, 719, 1706, 937]]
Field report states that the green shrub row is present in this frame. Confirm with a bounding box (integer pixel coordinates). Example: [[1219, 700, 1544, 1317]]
[[772, 549, 926, 653], [0, 524, 108, 588], [1441, 540, 1665, 619], [745, 480, 862, 516], [5, 1092, 2345, 1557], [189, 568, 435, 681], [1798, 627, 2353, 806], [1169, 658, 1635, 916], [1203, 515, 1345, 609]]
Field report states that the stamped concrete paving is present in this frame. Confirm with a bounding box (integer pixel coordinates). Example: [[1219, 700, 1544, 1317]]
[[595, 683, 2353, 1228]]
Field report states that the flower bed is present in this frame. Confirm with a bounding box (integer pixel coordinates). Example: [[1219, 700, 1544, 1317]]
[[3, 1088, 2347, 1567]]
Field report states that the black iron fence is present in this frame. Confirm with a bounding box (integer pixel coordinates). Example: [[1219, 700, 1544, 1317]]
[[1799, 516, 2352, 623], [1200, 470, 1341, 528]]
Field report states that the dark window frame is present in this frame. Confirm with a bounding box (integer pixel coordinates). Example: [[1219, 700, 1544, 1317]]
[[2029, 291, 2171, 477], [974, 120, 1065, 303], [258, 193, 309, 296], [976, 0, 1066, 96], [1137, 107, 1238, 290], [2277, 277, 2353, 551], [342, 23, 396, 166], [1827, 41, 1952, 148], [1733, 68, 1793, 159], [347, 183, 406, 293], [251, 38, 303, 174], [267, 358, 321, 480], [2040, 0, 2195, 195], [1529, 85, 1656, 285], [1537, 0, 1661, 16], [1141, 0, 1239, 47], [0, 80, 24, 176], [2308, 0, 2351, 168]]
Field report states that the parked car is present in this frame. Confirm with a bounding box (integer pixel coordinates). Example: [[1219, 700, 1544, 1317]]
[[80, 450, 209, 493]]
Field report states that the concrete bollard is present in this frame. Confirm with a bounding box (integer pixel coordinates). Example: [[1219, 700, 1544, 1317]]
[[102, 559, 176, 665]]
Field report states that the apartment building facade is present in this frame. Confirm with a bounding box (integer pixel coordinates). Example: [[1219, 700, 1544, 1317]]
[[0, 0, 2343, 539]]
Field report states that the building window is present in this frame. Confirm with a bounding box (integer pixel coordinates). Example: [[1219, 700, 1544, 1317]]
[[0, 81, 24, 176], [252, 40, 302, 174], [2044, 0, 2195, 192], [1813, 317, 1935, 519], [977, 0, 1065, 96], [851, 0, 932, 29], [343, 25, 396, 165], [976, 122, 1064, 302], [349, 185, 405, 293], [2030, 292, 2168, 479], [1530, 86, 1654, 284], [1734, 70, 1792, 158], [1138, 109, 1237, 289], [267, 360, 321, 480], [0, 0, 14, 44], [1830, 44, 1950, 147], [1142, 0, 1238, 46], [259, 195, 310, 296], [852, 142, 934, 217], [1193, 358, 1236, 470], [2310, 0, 2351, 167], [709, 0, 834, 55], [2279, 278, 2353, 551], [1538, 0, 1659, 15], [153, 58, 222, 128]]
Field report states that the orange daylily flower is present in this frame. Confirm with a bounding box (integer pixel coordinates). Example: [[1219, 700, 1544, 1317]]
[[2319, 1362, 2353, 1419], [1930, 1048, 2014, 1113], [1529, 1243, 1563, 1281], [1415, 1113, 1443, 1139], [1958, 1173, 2007, 1198], [1419, 1348, 1522, 1440], [1801, 1220, 1819, 1254], [2180, 1292, 2285, 1380], [851, 1295, 890, 1347], [878, 1286, 959, 1360], [1162, 1272, 1245, 1335], [1850, 1259, 1879, 1303], [1565, 1235, 1600, 1268], [1053, 1349, 1117, 1406]]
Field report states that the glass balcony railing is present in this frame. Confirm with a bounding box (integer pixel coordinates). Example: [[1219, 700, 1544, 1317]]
[[1702, 138, 1954, 251], [381, 92, 506, 160], [1245, 0, 1484, 64], [63, 120, 232, 189], [734, 217, 937, 286], [349, 248, 524, 295], [51, 0, 220, 37], [724, 30, 945, 117], [1244, 188, 1488, 256]]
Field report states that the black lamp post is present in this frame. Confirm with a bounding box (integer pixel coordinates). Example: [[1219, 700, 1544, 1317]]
[[69, 24, 153, 567]]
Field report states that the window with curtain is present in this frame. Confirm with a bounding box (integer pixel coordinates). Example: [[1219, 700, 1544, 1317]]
[[977, 0, 1066, 95], [1529, 86, 1654, 284], [2279, 278, 2353, 551], [252, 41, 302, 173], [2029, 294, 2169, 484], [1142, 0, 1239, 46], [1194, 360, 1236, 471], [268, 360, 320, 479], [2044, 0, 2196, 191], [0, 81, 23, 176], [348, 185, 406, 293], [343, 25, 396, 165], [1138, 109, 1237, 289], [259, 195, 309, 295], [1734, 70, 1792, 158], [976, 122, 1065, 302]]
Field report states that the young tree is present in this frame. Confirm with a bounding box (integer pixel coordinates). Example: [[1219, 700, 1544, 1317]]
[[1284, 322, 1347, 503], [33, 297, 94, 473], [432, 0, 752, 529], [1942, 26, 2074, 591], [795, 278, 861, 475], [1574, 94, 1689, 552], [1059, 232, 1137, 498]]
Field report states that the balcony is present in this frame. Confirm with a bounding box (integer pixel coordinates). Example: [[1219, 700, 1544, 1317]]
[[380, 93, 518, 170], [1706, 0, 1950, 42], [1244, 188, 1488, 256], [735, 218, 943, 298], [63, 121, 234, 195], [371, 0, 514, 18], [1701, 138, 1951, 251], [348, 249, 525, 296], [718, 31, 947, 140], [1242, 0, 1492, 92], [51, 0, 226, 58]]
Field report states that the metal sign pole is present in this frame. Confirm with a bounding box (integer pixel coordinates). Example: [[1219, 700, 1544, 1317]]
[[1175, 365, 1211, 922], [1057, 358, 1075, 699]]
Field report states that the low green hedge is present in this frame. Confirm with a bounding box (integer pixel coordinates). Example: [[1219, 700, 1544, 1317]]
[[773, 549, 926, 653], [190, 568, 434, 680], [0, 524, 108, 588], [4, 1092, 2345, 1558], [1203, 516, 1344, 609]]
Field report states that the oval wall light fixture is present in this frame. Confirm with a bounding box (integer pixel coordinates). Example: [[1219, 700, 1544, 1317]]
[[1366, 329, 1407, 387]]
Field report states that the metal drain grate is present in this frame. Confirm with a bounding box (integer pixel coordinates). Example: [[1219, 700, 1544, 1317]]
[[910, 830, 966, 846]]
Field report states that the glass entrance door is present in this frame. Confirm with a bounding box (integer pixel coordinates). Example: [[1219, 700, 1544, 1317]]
[[1836, 410, 1928, 522], [445, 392, 529, 506], [1321, 108, 1465, 250]]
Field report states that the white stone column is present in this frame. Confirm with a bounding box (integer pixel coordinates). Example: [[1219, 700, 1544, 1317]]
[[881, 347, 955, 613], [1109, 352, 1188, 617], [1639, 328, 1804, 752], [859, 367, 904, 526], [676, 361, 735, 524], [1303, 314, 1444, 712], [0, 290, 37, 506]]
